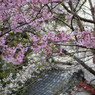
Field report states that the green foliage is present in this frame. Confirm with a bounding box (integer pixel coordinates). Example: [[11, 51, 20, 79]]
[[6, 31, 29, 47], [91, 49, 95, 54], [0, 57, 6, 80], [37, 64, 44, 69]]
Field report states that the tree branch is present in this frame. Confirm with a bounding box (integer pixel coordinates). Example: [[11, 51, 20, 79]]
[[62, 2, 95, 24], [62, 49, 95, 75]]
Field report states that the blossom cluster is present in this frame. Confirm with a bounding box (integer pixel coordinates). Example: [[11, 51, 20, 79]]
[[0, 0, 94, 66], [0, 0, 58, 34], [30, 30, 70, 53], [74, 29, 95, 48], [0, 30, 70, 65], [0, 0, 57, 65], [0, 42, 28, 65]]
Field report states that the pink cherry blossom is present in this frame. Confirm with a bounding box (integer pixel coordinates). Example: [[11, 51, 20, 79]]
[[74, 31, 77, 36], [48, 31, 56, 38], [76, 29, 95, 48], [16, 43, 22, 49], [51, 0, 60, 2], [56, 48, 62, 54], [13, 47, 27, 65], [44, 47, 50, 53], [41, 34, 48, 41], [40, 0, 48, 4], [0, 36, 6, 46], [40, 41, 47, 48], [54, 37, 60, 41], [31, 45, 41, 51], [65, 0, 70, 2], [66, 14, 72, 19], [36, 23, 43, 31], [31, 35, 40, 42], [1, 46, 16, 61], [31, 0, 39, 3]]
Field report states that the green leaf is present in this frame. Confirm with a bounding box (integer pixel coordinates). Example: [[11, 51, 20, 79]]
[[38, 64, 44, 69]]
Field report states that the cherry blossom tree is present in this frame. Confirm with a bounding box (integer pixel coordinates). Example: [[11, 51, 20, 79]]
[[0, 0, 95, 94]]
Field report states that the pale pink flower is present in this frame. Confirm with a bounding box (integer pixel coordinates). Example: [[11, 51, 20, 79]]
[[44, 47, 50, 53], [31, 35, 40, 42], [51, 0, 60, 2], [41, 34, 48, 41], [31, 45, 41, 51], [40, 0, 48, 4], [65, 0, 70, 2], [31, 0, 39, 3], [48, 31, 56, 38], [66, 14, 72, 19], [36, 23, 43, 31], [13, 58, 22, 65], [16, 43, 22, 49], [0, 36, 6, 46], [56, 48, 62, 54], [40, 41, 47, 48], [74, 31, 77, 36]]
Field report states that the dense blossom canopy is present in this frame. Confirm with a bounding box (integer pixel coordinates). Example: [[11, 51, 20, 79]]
[[0, 0, 95, 65]]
